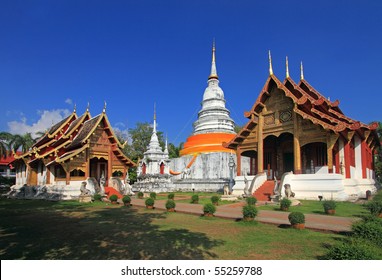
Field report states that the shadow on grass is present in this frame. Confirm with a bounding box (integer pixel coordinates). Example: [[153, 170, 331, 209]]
[[0, 198, 224, 260]]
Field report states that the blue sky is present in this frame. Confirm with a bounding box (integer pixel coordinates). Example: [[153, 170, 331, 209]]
[[1, 0, 381, 145]]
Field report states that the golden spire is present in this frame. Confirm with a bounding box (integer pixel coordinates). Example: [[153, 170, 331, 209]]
[[300, 61, 304, 80], [153, 102, 156, 121], [103, 101, 107, 113], [286, 56, 290, 78], [268, 50, 273, 76], [208, 40, 218, 80]]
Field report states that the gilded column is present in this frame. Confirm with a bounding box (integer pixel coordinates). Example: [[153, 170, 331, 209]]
[[293, 112, 302, 174], [236, 147, 241, 176], [257, 114, 264, 173]]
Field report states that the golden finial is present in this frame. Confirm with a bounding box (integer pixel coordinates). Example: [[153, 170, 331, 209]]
[[73, 103, 76, 113], [212, 38, 216, 62], [268, 50, 273, 76], [86, 102, 90, 112], [208, 39, 218, 79], [300, 61, 304, 80], [153, 102, 156, 121], [286, 56, 290, 78], [103, 101, 107, 113]]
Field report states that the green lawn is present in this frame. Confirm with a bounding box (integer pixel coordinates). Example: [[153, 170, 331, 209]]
[[257, 200, 369, 217], [0, 197, 344, 260]]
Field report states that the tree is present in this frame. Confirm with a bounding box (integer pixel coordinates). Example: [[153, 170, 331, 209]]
[[0, 132, 12, 158], [168, 142, 183, 159], [10, 133, 35, 153], [373, 122, 382, 183]]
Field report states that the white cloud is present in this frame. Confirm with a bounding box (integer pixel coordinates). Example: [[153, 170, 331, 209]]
[[8, 109, 71, 137], [65, 98, 73, 105]]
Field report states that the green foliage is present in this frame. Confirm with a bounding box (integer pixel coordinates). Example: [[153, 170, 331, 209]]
[[137, 192, 144, 199], [288, 212, 305, 225], [150, 192, 157, 200], [145, 197, 155, 207], [122, 195, 131, 204], [246, 197, 257, 205], [324, 239, 381, 260], [168, 142, 183, 159], [210, 195, 220, 204], [93, 193, 102, 201], [323, 200, 337, 211], [280, 198, 292, 210], [352, 219, 382, 247], [109, 194, 118, 202], [168, 193, 175, 200], [203, 203, 216, 214], [242, 205, 258, 219], [191, 194, 199, 204], [165, 199, 176, 210], [365, 201, 382, 215]]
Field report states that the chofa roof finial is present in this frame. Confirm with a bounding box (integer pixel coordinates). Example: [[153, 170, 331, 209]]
[[286, 56, 290, 78], [268, 50, 273, 76], [300, 61, 305, 80]]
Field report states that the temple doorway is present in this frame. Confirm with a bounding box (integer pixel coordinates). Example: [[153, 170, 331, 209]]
[[90, 158, 108, 183]]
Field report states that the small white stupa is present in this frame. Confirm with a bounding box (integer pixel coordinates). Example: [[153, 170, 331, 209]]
[[133, 105, 172, 193]]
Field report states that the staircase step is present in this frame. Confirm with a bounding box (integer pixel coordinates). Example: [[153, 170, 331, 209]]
[[253, 180, 274, 201]]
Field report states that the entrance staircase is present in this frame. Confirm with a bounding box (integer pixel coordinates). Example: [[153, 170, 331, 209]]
[[253, 180, 275, 201]]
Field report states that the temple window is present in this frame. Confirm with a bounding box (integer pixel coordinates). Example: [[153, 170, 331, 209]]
[[70, 169, 85, 177], [54, 165, 66, 178]]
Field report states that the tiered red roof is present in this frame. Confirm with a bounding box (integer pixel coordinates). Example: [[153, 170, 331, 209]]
[[225, 73, 379, 149]]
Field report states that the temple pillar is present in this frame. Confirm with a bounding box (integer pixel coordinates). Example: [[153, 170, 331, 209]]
[[354, 135, 362, 179], [65, 168, 70, 185], [236, 147, 241, 176], [85, 148, 90, 178], [257, 114, 264, 173], [361, 141, 368, 179], [293, 112, 302, 174], [344, 140, 351, 179], [108, 148, 113, 184]]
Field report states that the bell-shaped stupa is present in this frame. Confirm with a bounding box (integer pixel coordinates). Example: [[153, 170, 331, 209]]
[[180, 43, 236, 156]]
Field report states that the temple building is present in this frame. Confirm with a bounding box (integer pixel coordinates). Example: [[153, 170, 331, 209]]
[[170, 43, 249, 191], [225, 53, 380, 200], [11, 105, 136, 199], [133, 107, 172, 193]]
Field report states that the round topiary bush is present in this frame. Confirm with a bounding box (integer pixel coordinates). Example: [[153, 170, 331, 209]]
[[280, 197, 292, 211], [288, 211, 305, 225], [165, 199, 176, 211], [168, 193, 175, 200], [145, 197, 155, 208], [109, 194, 118, 203], [122, 195, 131, 206], [191, 194, 199, 204], [242, 205, 258, 221], [150, 192, 157, 200], [137, 192, 144, 199], [203, 203, 216, 216], [246, 197, 257, 205], [211, 195, 220, 205], [93, 193, 102, 201]]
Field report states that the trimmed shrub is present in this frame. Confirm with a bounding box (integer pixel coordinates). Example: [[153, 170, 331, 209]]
[[168, 193, 175, 200], [242, 205, 258, 219], [365, 201, 382, 216], [280, 198, 292, 210], [145, 197, 155, 207], [137, 192, 144, 199], [324, 239, 380, 260], [203, 203, 216, 214], [191, 194, 199, 204], [93, 193, 102, 201], [211, 195, 220, 205], [109, 194, 118, 202], [122, 195, 131, 204], [150, 192, 157, 200], [288, 212, 305, 225], [323, 200, 337, 211], [165, 199, 176, 210], [246, 197, 257, 205]]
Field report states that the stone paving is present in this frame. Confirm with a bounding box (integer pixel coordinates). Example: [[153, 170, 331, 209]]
[[129, 197, 358, 233]]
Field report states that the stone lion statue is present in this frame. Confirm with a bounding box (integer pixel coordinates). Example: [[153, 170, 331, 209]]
[[80, 181, 91, 195], [223, 185, 229, 195], [284, 184, 295, 198]]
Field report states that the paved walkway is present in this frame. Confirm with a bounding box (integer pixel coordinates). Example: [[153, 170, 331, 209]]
[[129, 198, 358, 233]]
